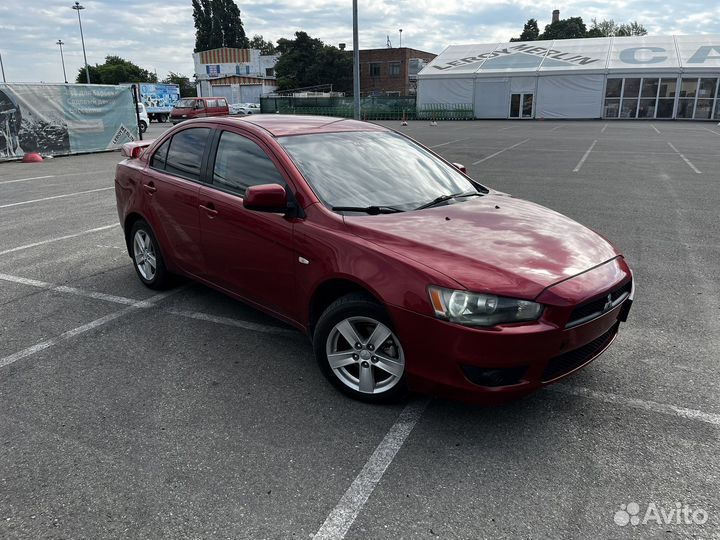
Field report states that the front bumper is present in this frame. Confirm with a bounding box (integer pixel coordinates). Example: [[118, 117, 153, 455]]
[[389, 265, 633, 404]]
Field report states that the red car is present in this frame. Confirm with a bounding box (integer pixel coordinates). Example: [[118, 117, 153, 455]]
[[169, 97, 229, 125], [115, 116, 633, 404]]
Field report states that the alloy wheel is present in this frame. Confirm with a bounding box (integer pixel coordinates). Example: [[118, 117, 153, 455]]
[[325, 316, 405, 394], [133, 229, 157, 281]]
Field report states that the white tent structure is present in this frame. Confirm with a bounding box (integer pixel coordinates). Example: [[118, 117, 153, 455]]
[[417, 35, 720, 120]]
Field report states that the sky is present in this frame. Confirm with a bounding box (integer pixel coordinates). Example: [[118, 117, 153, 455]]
[[1, 0, 719, 84]]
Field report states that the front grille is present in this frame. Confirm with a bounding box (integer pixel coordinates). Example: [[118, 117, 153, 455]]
[[461, 365, 528, 387], [542, 324, 618, 382], [567, 280, 632, 328]]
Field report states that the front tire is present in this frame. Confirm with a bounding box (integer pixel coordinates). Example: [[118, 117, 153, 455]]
[[130, 220, 170, 290], [139, 120, 147, 133], [313, 293, 408, 403]]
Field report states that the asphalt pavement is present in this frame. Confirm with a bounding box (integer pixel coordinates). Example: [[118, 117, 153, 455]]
[[0, 119, 718, 539]]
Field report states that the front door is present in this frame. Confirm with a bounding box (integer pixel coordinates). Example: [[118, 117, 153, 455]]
[[510, 93, 534, 118], [198, 129, 298, 321]]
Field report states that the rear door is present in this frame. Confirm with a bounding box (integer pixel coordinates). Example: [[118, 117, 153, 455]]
[[143, 126, 211, 276], [198, 129, 298, 320]]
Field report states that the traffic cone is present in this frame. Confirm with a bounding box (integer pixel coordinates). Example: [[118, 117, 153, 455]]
[[22, 153, 43, 163]]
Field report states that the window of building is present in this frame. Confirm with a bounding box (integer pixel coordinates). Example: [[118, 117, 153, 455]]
[[385, 91, 401, 97], [265, 67, 274, 77], [370, 63, 381, 77], [389, 62, 401, 76], [212, 131, 286, 196], [164, 128, 211, 181]]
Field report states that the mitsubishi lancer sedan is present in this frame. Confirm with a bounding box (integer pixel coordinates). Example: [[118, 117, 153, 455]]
[[114, 115, 633, 404]]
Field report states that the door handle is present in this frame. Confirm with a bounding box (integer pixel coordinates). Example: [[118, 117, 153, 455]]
[[143, 182, 157, 194], [199, 203, 218, 217]]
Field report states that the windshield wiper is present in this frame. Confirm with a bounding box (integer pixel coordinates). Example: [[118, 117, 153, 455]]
[[414, 191, 482, 211], [332, 205, 404, 215]]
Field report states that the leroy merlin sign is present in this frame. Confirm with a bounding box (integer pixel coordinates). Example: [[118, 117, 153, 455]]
[[431, 41, 720, 72]]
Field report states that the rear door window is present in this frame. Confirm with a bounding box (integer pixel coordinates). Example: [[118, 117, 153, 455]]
[[212, 131, 286, 196], [207, 99, 217, 108], [163, 128, 211, 181], [150, 138, 171, 170]]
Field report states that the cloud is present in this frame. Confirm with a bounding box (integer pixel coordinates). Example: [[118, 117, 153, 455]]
[[0, 0, 718, 83]]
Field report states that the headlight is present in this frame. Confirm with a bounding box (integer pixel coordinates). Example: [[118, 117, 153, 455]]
[[428, 286, 543, 327]]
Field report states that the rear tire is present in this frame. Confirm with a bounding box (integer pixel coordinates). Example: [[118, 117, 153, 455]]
[[129, 220, 170, 290], [139, 120, 147, 133], [313, 293, 408, 403]]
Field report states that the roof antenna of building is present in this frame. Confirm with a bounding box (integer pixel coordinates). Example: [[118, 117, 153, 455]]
[[386, 35, 392, 48]]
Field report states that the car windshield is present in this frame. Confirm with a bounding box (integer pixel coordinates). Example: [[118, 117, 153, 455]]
[[277, 131, 484, 212], [175, 99, 195, 108]]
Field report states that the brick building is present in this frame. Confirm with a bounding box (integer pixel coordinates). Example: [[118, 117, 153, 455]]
[[359, 48, 436, 96]]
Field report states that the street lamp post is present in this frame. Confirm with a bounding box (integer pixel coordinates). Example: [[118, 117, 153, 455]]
[[56, 39, 68, 83], [0, 51, 6, 83], [352, 0, 360, 119], [72, 2, 91, 84]]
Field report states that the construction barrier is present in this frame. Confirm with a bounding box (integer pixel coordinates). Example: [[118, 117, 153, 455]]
[[0, 83, 139, 161]]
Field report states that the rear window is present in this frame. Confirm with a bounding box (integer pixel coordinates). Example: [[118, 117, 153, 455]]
[[217, 99, 227, 107], [163, 128, 210, 181], [175, 99, 195, 108]]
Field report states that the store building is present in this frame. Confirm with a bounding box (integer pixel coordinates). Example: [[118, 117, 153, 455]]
[[417, 35, 720, 120], [359, 48, 436, 96], [193, 47, 279, 104]]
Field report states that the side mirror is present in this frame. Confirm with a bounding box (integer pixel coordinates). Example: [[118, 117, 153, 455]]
[[452, 162, 467, 174], [244, 184, 288, 213]]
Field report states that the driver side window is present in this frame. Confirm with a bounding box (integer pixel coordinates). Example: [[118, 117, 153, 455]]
[[212, 131, 286, 196]]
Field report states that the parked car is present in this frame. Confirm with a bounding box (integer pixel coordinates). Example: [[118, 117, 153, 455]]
[[136, 102, 149, 133], [229, 102, 261, 115], [169, 97, 229, 124], [115, 116, 633, 404]]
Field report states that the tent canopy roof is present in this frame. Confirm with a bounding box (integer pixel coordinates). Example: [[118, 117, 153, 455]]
[[419, 35, 720, 78]]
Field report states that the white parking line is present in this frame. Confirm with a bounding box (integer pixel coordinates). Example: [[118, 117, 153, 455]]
[[0, 175, 55, 185], [573, 140, 598, 172], [0, 187, 114, 209], [0, 273, 152, 307], [166, 309, 301, 337], [429, 138, 467, 148], [0, 224, 118, 256], [550, 125, 563, 132], [601, 123, 608, 133], [472, 138, 530, 165], [667, 142, 702, 174], [703, 127, 720, 136], [313, 399, 430, 540], [651, 124, 661, 134], [499, 125, 519, 131], [550, 384, 720, 427], [0, 288, 179, 370], [0, 170, 108, 186]]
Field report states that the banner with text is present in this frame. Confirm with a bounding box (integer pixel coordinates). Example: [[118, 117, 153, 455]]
[[0, 83, 138, 161]]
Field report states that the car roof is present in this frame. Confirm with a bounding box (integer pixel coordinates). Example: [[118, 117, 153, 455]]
[[228, 115, 389, 137]]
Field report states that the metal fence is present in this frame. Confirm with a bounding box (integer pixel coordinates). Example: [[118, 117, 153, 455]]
[[260, 96, 473, 120]]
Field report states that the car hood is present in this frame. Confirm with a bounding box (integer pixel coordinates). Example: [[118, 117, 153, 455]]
[[343, 193, 619, 299]]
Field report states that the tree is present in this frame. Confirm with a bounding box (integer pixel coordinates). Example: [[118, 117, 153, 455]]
[[249, 34, 276, 55], [274, 31, 352, 93], [192, 0, 249, 52], [162, 72, 197, 97], [76, 56, 157, 84], [588, 18, 647, 37], [510, 19, 540, 42], [541, 16, 588, 40]]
